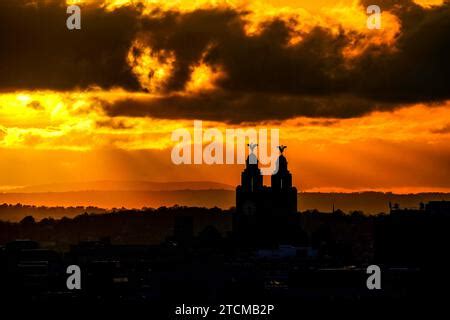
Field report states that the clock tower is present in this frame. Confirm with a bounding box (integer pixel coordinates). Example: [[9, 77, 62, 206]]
[[234, 145, 299, 246]]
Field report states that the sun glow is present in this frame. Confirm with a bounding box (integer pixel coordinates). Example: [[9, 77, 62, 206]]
[[413, 0, 445, 8], [127, 41, 176, 93], [186, 63, 224, 93], [0, 90, 189, 151]]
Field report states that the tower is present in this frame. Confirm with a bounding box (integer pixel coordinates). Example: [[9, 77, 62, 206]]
[[235, 144, 266, 218], [234, 144, 299, 246], [270, 145, 297, 214], [240, 144, 263, 192]]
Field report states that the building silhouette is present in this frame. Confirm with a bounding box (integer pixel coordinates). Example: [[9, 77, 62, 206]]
[[389, 200, 450, 216], [234, 146, 299, 245]]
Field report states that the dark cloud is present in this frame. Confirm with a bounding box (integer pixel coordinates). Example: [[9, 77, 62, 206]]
[[305, 120, 340, 127], [26, 101, 44, 110], [136, 10, 350, 95], [106, 1, 450, 122], [104, 92, 394, 124], [95, 119, 134, 130], [355, 0, 450, 102], [0, 0, 141, 91], [1, 0, 449, 122]]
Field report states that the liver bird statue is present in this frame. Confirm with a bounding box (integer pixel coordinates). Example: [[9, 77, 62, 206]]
[[247, 143, 258, 153], [278, 145, 287, 154]]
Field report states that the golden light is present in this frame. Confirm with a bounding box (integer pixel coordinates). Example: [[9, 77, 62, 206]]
[[127, 41, 176, 93], [66, 0, 245, 12], [413, 0, 445, 8], [0, 90, 190, 151], [185, 62, 224, 93]]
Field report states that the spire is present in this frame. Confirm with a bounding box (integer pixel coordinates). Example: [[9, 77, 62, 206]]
[[240, 142, 263, 191], [271, 145, 292, 190], [275, 145, 288, 174]]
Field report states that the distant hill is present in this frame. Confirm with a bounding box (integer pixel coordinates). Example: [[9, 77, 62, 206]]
[[2, 190, 450, 221], [300, 192, 450, 214], [7, 180, 234, 193], [0, 190, 234, 213]]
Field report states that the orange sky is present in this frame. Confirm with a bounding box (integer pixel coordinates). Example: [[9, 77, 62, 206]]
[[1, 0, 449, 194]]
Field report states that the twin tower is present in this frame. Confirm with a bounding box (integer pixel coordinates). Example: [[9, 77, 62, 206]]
[[234, 145, 299, 245]]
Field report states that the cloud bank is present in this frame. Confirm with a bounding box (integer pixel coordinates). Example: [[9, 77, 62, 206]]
[[1, 0, 449, 122]]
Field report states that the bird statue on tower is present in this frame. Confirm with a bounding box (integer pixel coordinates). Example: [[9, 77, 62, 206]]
[[247, 143, 258, 164], [248, 143, 258, 154], [278, 145, 287, 154]]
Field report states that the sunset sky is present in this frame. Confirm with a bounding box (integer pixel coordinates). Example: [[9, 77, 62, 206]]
[[0, 0, 449, 194]]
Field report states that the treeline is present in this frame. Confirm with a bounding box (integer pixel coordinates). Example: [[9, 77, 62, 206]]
[[0, 206, 233, 250], [0, 206, 374, 263], [0, 203, 107, 222]]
